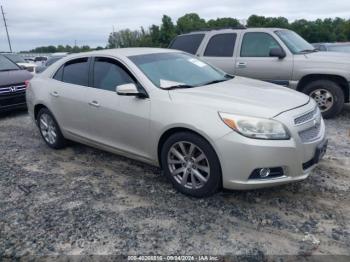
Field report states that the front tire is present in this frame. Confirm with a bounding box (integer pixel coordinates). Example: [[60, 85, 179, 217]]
[[302, 80, 344, 119], [161, 132, 222, 197], [37, 108, 66, 149]]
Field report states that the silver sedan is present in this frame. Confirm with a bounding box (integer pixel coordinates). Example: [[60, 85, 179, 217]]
[[26, 48, 327, 197]]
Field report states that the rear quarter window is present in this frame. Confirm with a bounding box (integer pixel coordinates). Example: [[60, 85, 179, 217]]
[[169, 34, 205, 54]]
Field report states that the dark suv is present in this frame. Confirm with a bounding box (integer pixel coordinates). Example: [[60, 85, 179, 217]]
[[0, 54, 33, 112]]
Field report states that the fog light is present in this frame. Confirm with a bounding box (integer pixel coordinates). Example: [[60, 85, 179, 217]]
[[259, 168, 271, 178], [249, 167, 284, 180]]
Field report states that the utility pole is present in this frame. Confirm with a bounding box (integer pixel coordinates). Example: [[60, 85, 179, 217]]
[[1, 5, 12, 52]]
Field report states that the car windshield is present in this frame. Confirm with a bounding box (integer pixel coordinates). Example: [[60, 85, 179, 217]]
[[46, 56, 65, 67], [275, 30, 316, 54], [0, 55, 20, 71], [3, 53, 26, 63], [128, 52, 231, 89], [328, 44, 350, 53]]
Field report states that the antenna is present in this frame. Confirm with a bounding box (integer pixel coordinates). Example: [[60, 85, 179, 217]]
[[1, 5, 12, 52]]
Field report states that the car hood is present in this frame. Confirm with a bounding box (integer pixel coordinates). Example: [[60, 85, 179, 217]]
[[0, 70, 33, 86], [169, 76, 310, 118], [303, 51, 350, 64]]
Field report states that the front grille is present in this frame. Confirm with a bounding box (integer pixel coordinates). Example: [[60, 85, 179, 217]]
[[0, 83, 26, 95], [0, 93, 26, 107], [294, 107, 319, 125], [299, 123, 321, 143]]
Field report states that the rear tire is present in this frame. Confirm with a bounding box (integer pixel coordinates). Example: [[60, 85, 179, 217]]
[[161, 132, 221, 198], [302, 80, 344, 119], [37, 108, 66, 149]]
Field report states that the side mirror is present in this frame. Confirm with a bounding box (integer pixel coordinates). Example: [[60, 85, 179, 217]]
[[116, 83, 147, 98], [269, 47, 286, 59]]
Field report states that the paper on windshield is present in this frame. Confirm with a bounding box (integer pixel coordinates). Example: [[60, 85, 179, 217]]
[[160, 79, 185, 89], [188, 58, 206, 68]]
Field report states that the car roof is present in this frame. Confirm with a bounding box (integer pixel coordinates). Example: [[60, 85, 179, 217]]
[[179, 27, 287, 35], [65, 48, 180, 59]]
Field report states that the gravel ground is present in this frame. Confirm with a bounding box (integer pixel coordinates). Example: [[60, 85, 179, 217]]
[[0, 106, 349, 259]]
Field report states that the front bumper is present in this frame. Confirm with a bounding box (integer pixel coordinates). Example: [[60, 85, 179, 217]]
[[214, 102, 327, 190], [0, 92, 27, 112]]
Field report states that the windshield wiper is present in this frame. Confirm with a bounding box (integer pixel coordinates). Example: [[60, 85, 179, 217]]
[[299, 49, 318, 53], [200, 75, 233, 86], [160, 84, 195, 90]]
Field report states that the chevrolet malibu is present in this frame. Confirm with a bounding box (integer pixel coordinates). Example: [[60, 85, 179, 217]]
[[26, 48, 327, 197]]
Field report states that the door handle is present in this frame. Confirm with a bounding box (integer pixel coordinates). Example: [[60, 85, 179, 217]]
[[88, 100, 100, 108], [236, 62, 247, 68], [50, 91, 59, 97]]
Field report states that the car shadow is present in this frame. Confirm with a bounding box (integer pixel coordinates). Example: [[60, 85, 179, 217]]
[[0, 108, 28, 119]]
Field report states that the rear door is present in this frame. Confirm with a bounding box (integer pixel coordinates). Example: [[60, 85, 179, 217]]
[[49, 57, 91, 137], [200, 33, 237, 74], [235, 31, 293, 85]]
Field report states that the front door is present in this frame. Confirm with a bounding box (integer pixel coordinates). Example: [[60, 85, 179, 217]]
[[86, 57, 151, 159], [235, 32, 293, 86]]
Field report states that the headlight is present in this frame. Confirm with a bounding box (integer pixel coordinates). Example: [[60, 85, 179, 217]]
[[219, 112, 290, 140]]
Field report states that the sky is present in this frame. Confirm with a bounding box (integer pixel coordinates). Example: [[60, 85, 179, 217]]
[[0, 0, 349, 52]]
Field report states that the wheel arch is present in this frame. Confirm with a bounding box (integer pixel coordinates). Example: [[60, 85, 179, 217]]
[[157, 127, 221, 170], [34, 103, 49, 120], [297, 74, 349, 103]]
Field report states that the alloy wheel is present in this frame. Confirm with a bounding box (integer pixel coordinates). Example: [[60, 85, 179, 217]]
[[167, 141, 210, 189], [310, 88, 334, 112], [39, 113, 57, 145]]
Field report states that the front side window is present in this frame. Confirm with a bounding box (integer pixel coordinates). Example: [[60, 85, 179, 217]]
[[93, 57, 135, 91], [169, 34, 204, 54], [204, 33, 236, 57], [129, 52, 231, 89], [62, 58, 89, 86], [241, 32, 280, 57]]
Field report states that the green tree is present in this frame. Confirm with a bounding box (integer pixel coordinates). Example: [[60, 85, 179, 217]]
[[247, 15, 289, 28], [108, 29, 141, 48], [159, 15, 176, 47], [207, 17, 241, 29], [149, 25, 161, 46], [176, 13, 206, 34]]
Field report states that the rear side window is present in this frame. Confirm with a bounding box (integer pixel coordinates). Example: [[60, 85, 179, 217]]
[[169, 34, 204, 54], [93, 57, 135, 91], [204, 33, 237, 57], [53, 66, 63, 81], [241, 32, 280, 57], [62, 58, 89, 86]]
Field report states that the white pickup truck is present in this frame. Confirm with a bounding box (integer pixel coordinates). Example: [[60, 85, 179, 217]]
[[169, 28, 350, 118]]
